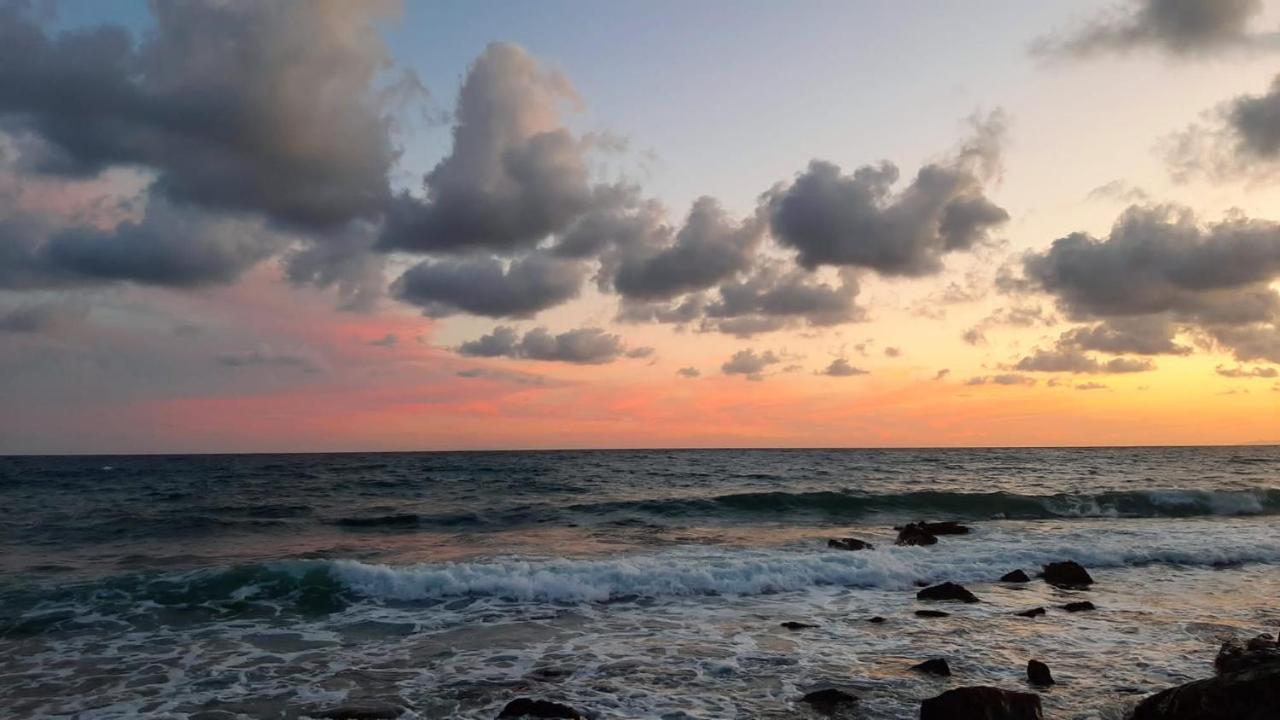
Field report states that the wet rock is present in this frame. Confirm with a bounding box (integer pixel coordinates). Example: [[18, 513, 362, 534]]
[[1027, 660, 1054, 686], [312, 701, 406, 719], [896, 521, 971, 535], [917, 582, 980, 603], [867, 616, 886, 624], [496, 698, 583, 719], [920, 686, 1043, 720], [800, 688, 858, 715], [1131, 662, 1280, 720], [828, 537, 874, 551], [1215, 634, 1280, 675], [916, 610, 951, 618], [781, 621, 818, 630], [1001, 570, 1031, 583], [912, 658, 952, 677], [1015, 607, 1046, 618], [1042, 561, 1093, 589], [896, 525, 939, 546], [1060, 601, 1095, 612]]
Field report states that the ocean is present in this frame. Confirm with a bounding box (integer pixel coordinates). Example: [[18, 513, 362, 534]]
[[1, 447, 1278, 719]]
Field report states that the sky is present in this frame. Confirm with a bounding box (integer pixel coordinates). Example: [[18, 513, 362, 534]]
[[2, 0, 1280, 454]]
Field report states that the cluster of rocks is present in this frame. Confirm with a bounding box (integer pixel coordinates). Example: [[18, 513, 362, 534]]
[[1131, 633, 1280, 720]]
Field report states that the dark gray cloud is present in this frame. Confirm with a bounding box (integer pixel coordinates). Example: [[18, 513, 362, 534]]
[[457, 325, 638, 364], [767, 113, 1008, 275], [721, 348, 781, 381], [699, 264, 863, 336], [393, 252, 586, 318], [1033, 0, 1265, 58], [283, 222, 387, 312], [965, 373, 1036, 386], [1013, 347, 1156, 374], [1060, 316, 1191, 355], [0, 1, 399, 230], [0, 296, 89, 333], [934, 368, 951, 380], [1168, 74, 1280, 182], [819, 358, 868, 377], [217, 347, 320, 372], [367, 334, 398, 348], [676, 366, 701, 378], [611, 197, 764, 301], [456, 366, 547, 385], [380, 42, 593, 254], [1215, 364, 1279, 378], [1019, 204, 1280, 364], [962, 303, 1057, 345]]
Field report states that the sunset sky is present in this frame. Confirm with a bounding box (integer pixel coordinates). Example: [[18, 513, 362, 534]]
[[2, 0, 1280, 453]]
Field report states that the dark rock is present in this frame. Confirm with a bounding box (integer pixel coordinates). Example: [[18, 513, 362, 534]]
[[1060, 601, 1095, 612], [1131, 662, 1280, 720], [1215, 635, 1280, 675], [1001, 570, 1031, 583], [1015, 607, 1046, 618], [312, 701, 406, 720], [1042, 561, 1094, 589], [916, 610, 951, 618], [781, 621, 817, 630], [828, 537, 874, 551], [895, 521, 971, 535], [868, 616, 886, 623], [496, 698, 583, 719], [917, 582, 979, 603], [912, 658, 952, 677], [896, 525, 939, 546], [920, 686, 1043, 720], [1027, 660, 1054, 686], [800, 688, 858, 715]]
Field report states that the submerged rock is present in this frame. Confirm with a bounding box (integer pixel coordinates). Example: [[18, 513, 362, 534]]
[[917, 582, 980, 603], [895, 521, 971, 535], [868, 616, 886, 623], [1015, 607, 1046, 618], [827, 537, 874, 551], [311, 701, 406, 720], [496, 698, 583, 719], [912, 658, 952, 677], [1060, 601, 1095, 612], [800, 688, 858, 715], [1215, 634, 1280, 674], [1027, 660, 1054, 686], [780, 621, 817, 630], [1001, 569, 1031, 583], [916, 610, 951, 618], [1131, 662, 1280, 720], [1042, 561, 1094, 589], [896, 525, 938, 546], [919, 686, 1043, 720]]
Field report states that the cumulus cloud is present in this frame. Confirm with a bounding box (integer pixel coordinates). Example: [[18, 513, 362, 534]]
[[1033, 0, 1267, 59], [1059, 316, 1191, 355], [819, 358, 868, 377], [1013, 347, 1156, 374], [1168, 74, 1280, 182], [1087, 180, 1150, 204], [392, 252, 586, 318], [1018, 204, 1280, 364], [767, 112, 1009, 275], [721, 348, 781, 380], [1215, 364, 1279, 378], [965, 373, 1036, 386], [380, 42, 592, 253], [677, 366, 701, 378], [457, 325, 640, 364], [698, 264, 863, 336]]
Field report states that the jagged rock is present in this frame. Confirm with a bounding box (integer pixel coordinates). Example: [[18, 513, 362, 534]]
[[1027, 660, 1054, 686], [828, 537, 874, 551], [312, 701, 406, 719], [920, 686, 1043, 720], [1015, 607, 1046, 618], [912, 658, 952, 677], [916, 610, 951, 618], [781, 621, 817, 630], [895, 521, 971, 535], [1042, 561, 1093, 589], [896, 525, 938, 546], [800, 688, 858, 715], [1131, 662, 1280, 720], [1001, 570, 1031, 583], [1060, 601, 1095, 612], [496, 698, 583, 719], [917, 582, 980, 603], [1215, 634, 1280, 674]]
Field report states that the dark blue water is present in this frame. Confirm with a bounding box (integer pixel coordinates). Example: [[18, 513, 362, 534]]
[[2, 447, 1279, 718]]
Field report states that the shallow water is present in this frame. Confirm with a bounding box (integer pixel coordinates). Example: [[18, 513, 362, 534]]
[[1, 447, 1278, 718]]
